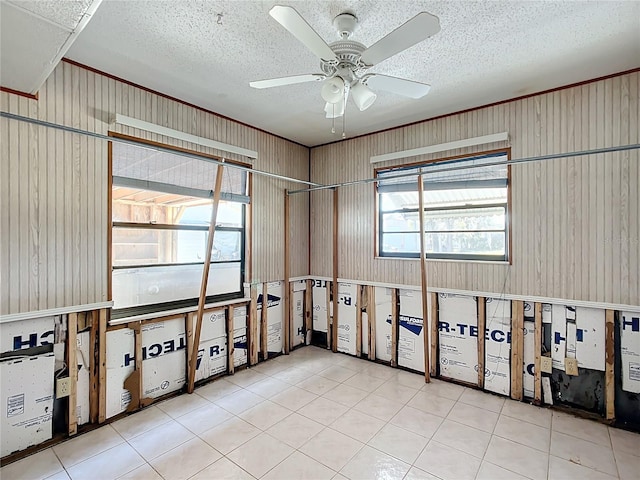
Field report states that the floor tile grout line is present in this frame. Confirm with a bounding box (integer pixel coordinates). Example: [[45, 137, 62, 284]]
[[52, 426, 128, 471]]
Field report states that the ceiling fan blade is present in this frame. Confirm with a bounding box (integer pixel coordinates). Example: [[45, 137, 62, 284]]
[[269, 5, 338, 62], [360, 12, 440, 66], [365, 74, 431, 99], [250, 74, 325, 89]]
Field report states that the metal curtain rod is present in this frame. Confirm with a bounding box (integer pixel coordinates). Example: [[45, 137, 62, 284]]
[[288, 143, 640, 194], [0, 111, 322, 187]]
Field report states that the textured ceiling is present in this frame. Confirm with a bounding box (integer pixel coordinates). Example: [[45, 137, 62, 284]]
[[8, 1, 640, 146], [0, 0, 101, 94]]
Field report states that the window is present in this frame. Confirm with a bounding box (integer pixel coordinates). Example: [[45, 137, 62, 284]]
[[377, 151, 509, 261], [110, 140, 249, 317]]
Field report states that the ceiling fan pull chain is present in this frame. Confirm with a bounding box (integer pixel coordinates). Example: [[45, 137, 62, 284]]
[[342, 109, 346, 139], [331, 104, 336, 134]]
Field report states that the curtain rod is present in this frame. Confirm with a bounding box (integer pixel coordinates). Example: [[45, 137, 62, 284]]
[[288, 143, 640, 194], [0, 111, 322, 187]]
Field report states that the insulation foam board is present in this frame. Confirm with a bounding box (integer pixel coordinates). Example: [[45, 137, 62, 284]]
[[438, 293, 478, 384]]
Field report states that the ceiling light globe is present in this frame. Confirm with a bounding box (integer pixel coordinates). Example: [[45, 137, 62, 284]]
[[321, 77, 345, 104], [351, 81, 377, 111]]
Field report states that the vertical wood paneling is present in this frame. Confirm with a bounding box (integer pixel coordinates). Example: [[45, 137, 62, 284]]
[[1, 62, 309, 315], [310, 72, 639, 306]]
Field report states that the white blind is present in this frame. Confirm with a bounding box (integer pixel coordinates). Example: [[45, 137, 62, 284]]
[[112, 142, 248, 202], [378, 153, 508, 193]]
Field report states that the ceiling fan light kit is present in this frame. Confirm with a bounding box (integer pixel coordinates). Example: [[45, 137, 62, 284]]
[[251, 5, 440, 137]]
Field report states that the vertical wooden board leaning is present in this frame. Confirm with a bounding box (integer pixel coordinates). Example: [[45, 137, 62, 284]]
[[188, 162, 225, 393], [391, 289, 399, 367], [368, 285, 376, 360], [605, 309, 615, 420], [534, 302, 543, 404], [355, 285, 362, 357], [430, 292, 438, 377], [477, 297, 486, 389], [511, 301, 524, 400], [98, 309, 107, 423], [227, 306, 235, 375], [417, 174, 431, 382], [68, 312, 78, 436], [305, 279, 313, 344]]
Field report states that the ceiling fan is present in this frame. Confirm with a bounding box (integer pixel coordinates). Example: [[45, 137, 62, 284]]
[[250, 5, 440, 128]]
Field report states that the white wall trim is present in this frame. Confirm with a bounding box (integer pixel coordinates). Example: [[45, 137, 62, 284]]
[[370, 132, 509, 164], [289, 275, 640, 312], [115, 114, 258, 159]]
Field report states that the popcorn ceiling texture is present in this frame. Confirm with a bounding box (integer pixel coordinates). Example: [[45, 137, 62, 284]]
[[6, 1, 640, 145]]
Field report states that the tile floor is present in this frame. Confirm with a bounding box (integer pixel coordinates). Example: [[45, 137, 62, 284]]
[[2, 346, 639, 480]]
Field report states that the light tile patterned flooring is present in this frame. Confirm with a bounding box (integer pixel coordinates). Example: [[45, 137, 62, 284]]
[[2, 346, 639, 480]]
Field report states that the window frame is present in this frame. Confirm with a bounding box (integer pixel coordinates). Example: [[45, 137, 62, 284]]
[[108, 133, 251, 319], [374, 148, 511, 262]]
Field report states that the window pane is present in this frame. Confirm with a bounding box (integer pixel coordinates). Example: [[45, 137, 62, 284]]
[[112, 262, 241, 310], [113, 228, 206, 266], [381, 212, 420, 232], [113, 228, 242, 266], [113, 188, 243, 228], [381, 232, 420, 254], [426, 231, 506, 256], [423, 206, 505, 231], [210, 231, 242, 261]]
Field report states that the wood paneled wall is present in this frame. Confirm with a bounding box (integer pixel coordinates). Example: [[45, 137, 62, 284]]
[[0, 62, 309, 315], [310, 72, 639, 306]]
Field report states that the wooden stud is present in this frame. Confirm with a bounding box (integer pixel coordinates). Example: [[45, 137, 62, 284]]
[[261, 282, 268, 360], [249, 285, 258, 365], [391, 289, 399, 367], [510, 301, 524, 401], [123, 322, 146, 412], [605, 309, 615, 420], [289, 282, 295, 349], [368, 285, 376, 360], [417, 175, 431, 382], [477, 297, 486, 389], [326, 280, 332, 350], [188, 162, 225, 394], [89, 310, 99, 424], [534, 303, 543, 404], [332, 188, 339, 353], [283, 190, 291, 354], [430, 292, 438, 377], [98, 309, 107, 423], [304, 279, 313, 344], [227, 306, 235, 375], [134, 323, 143, 405], [185, 313, 194, 381], [355, 285, 363, 357], [67, 313, 78, 436]]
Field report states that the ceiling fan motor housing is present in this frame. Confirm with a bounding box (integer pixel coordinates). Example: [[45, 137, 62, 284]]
[[320, 40, 368, 78]]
